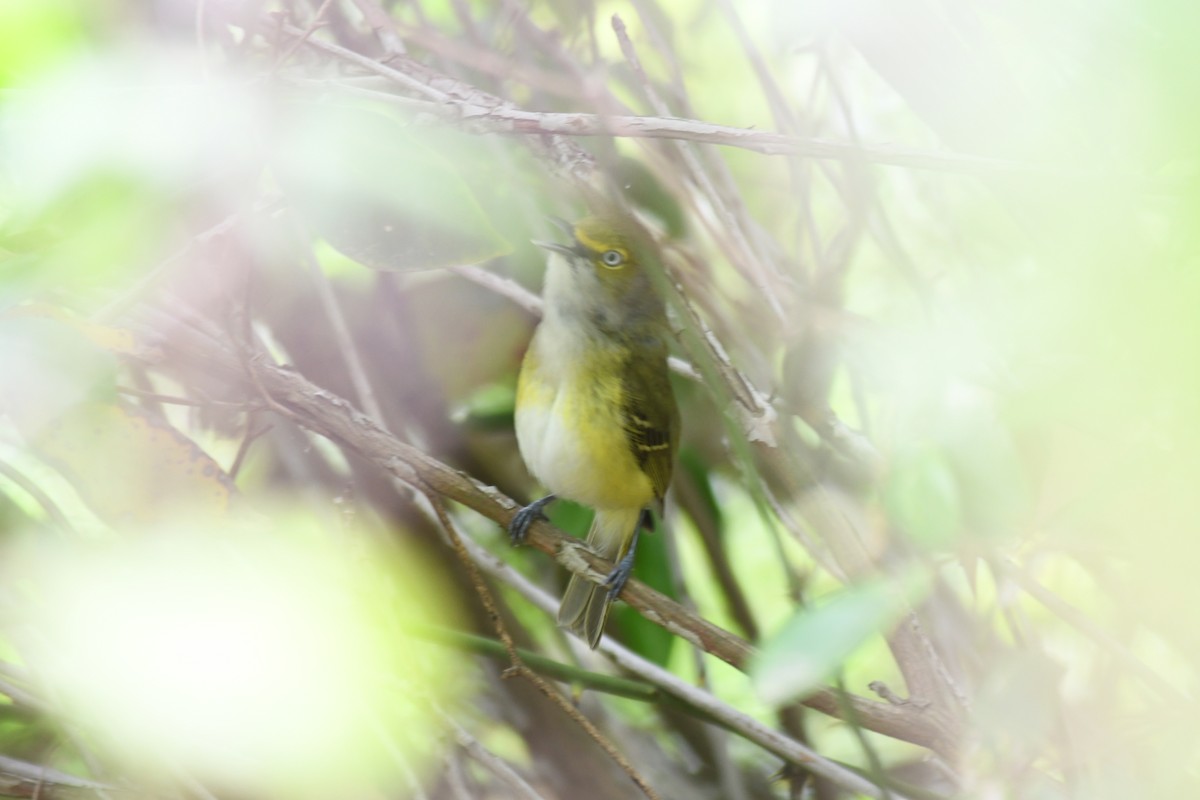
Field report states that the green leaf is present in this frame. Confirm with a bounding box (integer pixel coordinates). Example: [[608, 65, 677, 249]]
[[941, 399, 1031, 541], [274, 104, 510, 271], [750, 569, 931, 706], [884, 443, 962, 550], [545, 498, 592, 539]]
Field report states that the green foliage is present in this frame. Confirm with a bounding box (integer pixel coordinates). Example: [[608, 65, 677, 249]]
[[0, 0, 1198, 798], [275, 105, 511, 271], [751, 569, 932, 706], [884, 443, 961, 551]]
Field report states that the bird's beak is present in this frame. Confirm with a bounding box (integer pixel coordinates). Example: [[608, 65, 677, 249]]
[[532, 239, 577, 257], [532, 216, 581, 257]]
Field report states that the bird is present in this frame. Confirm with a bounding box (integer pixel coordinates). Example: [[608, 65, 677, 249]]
[[508, 214, 679, 648]]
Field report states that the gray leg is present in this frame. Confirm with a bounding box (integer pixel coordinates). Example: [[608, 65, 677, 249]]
[[508, 494, 556, 545], [603, 526, 641, 602]]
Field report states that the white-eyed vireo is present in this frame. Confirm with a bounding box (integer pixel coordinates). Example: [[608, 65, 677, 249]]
[[509, 214, 679, 649]]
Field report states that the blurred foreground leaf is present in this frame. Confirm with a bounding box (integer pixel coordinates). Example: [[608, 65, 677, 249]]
[[885, 443, 962, 551], [3, 519, 463, 798], [751, 569, 932, 706], [0, 306, 232, 525], [275, 105, 511, 271]]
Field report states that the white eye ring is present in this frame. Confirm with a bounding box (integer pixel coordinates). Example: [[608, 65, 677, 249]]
[[601, 249, 624, 267]]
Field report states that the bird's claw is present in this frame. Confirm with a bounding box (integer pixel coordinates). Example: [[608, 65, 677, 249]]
[[603, 549, 636, 603], [508, 494, 556, 546]]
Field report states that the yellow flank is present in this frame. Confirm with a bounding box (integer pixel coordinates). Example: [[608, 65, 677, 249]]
[[515, 338, 654, 511]]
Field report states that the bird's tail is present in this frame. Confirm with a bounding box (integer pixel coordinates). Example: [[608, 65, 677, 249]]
[[557, 507, 642, 648]]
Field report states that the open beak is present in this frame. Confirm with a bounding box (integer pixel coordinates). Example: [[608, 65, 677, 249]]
[[532, 239, 577, 257], [532, 217, 581, 257]]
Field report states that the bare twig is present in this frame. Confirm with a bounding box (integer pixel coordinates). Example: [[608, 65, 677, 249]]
[[280, 23, 596, 181], [150, 322, 954, 753], [451, 523, 912, 799], [227, 414, 269, 480], [998, 559, 1187, 704], [611, 13, 785, 322], [348, 0, 406, 56], [0, 755, 114, 797], [424, 493, 661, 800], [272, 0, 338, 69], [447, 265, 542, 317], [298, 229, 386, 425], [285, 77, 1165, 184], [439, 713, 546, 800], [0, 458, 75, 534]]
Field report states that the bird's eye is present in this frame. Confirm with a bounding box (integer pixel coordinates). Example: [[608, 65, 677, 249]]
[[601, 249, 624, 267]]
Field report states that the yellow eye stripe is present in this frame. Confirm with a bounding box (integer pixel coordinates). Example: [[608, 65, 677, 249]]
[[573, 226, 629, 263]]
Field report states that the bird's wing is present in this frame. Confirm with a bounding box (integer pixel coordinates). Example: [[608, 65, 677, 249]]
[[619, 350, 679, 501]]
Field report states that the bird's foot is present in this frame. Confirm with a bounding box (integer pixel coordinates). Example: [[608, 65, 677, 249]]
[[508, 494, 556, 546], [603, 529, 640, 602]]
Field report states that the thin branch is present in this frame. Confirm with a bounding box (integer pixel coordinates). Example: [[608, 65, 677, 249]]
[[0, 755, 121, 800], [997, 559, 1188, 704], [152, 322, 954, 753], [348, 0, 406, 56], [611, 13, 786, 322], [440, 714, 547, 800], [273, 0, 337, 69], [227, 414, 269, 481], [92, 202, 273, 325], [411, 624, 659, 702], [423, 493, 661, 800], [447, 265, 542, 317], [280, 23, 596, 181], [284, 78, 1166, 185], [389, 20, 579, 96], [450, 521, 913, 799], [0, 458, 75, 534], [298, 228, 387, 424]]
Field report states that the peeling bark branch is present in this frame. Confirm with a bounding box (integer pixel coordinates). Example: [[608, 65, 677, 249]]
[[159, 325, 958, 755], [288, 75, 1162, 186]]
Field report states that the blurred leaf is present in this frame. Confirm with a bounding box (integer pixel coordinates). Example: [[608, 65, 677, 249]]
[[8, 302, 160, 360], [0, 309, 120, 429], [941, 396, 1031, 539], [615, 156, 687, 238], [4, 519, 459, 796], [2, 57, 266, 295], [751, 569, 931, 706], [0, 308, 233, 525], [12, 172, 179, 295], [884, 442, 962, 550], [973, 651, 1060, 749], [679, 447, 725, 533], [4, 57, 264, 209], [545, 497, 591, 539], [275, 104, 510, 271], [0, 0, 84, 86], [458, 381, 517, 431], [31, 401, 237, 525]]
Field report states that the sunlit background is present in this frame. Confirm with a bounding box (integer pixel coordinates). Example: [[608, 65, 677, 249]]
[[1, 0, 1197, 798]]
